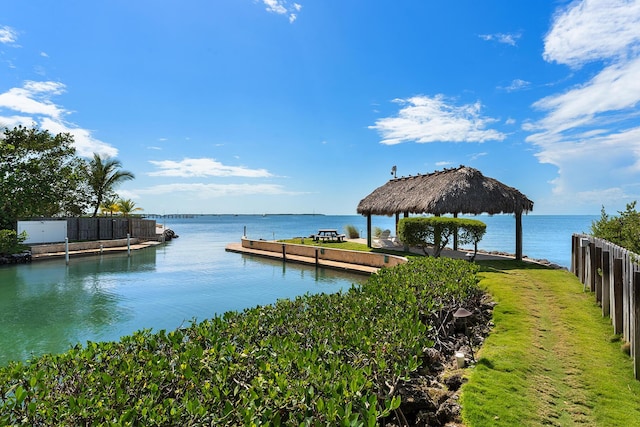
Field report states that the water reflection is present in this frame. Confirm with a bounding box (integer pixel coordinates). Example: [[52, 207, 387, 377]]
[[0, 243, 365, 366], [0, 250, 157, 364]]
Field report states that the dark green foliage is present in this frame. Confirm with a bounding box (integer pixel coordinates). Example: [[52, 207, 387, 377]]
[[0, 230, 28, 255], [344, 224, 360, 238], [0, 257, 480, 426], [591, 202, 640, 253], [457, 219, 487, 257], [0, 126, 90, 229], [397, 217, 486, 257]]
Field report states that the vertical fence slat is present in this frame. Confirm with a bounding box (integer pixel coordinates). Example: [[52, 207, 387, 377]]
[[602, 250, 610, 317], [571, 235, 578, 276], [595, 246, 602, 304], [614, 257, 624, 335], [588, 243, 596, 292], [625, 253, 632, 342], [634, 272, 640, 380], [579, 239, 587, 284]]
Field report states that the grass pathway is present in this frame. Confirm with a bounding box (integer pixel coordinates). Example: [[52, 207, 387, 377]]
[[460, 260, 640, 426]]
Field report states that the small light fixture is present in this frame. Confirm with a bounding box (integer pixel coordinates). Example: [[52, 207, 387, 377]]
[[453, 307, 475, 362]]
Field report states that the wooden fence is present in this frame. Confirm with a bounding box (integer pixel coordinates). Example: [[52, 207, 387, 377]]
[[31, 217, 158, 241], [571, 234, 640, 379], [66, 218, 157, 241]]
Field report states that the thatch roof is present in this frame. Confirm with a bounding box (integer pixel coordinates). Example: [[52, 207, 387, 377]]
[[357, 165, 533, 216]]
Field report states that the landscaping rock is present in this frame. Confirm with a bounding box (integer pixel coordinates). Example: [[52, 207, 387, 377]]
[[384, 291, 494, 426]]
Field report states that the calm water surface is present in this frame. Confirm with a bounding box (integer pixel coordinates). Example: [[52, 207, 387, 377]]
[[0, 214, 597, 365], [0, 216, 368, 365]]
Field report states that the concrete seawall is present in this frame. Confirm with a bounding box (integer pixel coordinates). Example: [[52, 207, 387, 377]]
[[30, 238, 142, 255], [225, 238, 407, 274], [29, 238, 162, 260]]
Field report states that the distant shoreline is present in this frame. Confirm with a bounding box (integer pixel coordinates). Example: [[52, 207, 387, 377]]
[[144, 213, 327, 218]]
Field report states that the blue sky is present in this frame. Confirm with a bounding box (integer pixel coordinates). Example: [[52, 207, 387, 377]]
[[2, 0, 640, 215]]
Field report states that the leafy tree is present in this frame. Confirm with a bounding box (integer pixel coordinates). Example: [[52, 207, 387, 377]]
[[0, 126, 89, 230], [457, 219, 487, 259], [87, 154, 135, 217], [591, 202, 640, 253], [116, 198, 143, 217]]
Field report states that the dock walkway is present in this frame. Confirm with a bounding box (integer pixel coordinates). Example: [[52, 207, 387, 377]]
[[225, 242, 379, 275], [31, 241, 163, 261]]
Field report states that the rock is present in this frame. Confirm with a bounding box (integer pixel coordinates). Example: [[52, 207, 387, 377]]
[[443, 373, 465, 391], [388, 291, 494, 426]]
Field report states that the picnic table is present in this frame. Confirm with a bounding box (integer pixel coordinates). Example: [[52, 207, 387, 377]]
[[311, 229, 346, 242]]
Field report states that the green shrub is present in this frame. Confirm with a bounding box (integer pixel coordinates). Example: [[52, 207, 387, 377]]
[[397, 217, 486, 257], [344, 224, 360, 239], [591, 202, 640, 253], [0, 258, 479, 426], [0, 229, 28, 255]]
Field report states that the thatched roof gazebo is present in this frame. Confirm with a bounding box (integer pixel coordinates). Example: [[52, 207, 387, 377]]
[[357, 165, 534, 260]]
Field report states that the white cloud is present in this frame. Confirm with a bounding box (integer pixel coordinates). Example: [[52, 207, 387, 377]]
[[470, 152, 488, 161], [479, 32, 521, 46], [0, 81, 66, 119], [260, 0, 301, 23], [148, 158, 273, 178], [369, 95, 506, 145], [263, 0, 287, 14], [0, 26, 17, 44], [138, 182, 298, 197], [502, 79, 531, 92], [38, 117, 117, 158], [0, 80, 118, 157], [544, 0, 640, 68], [529, 58, 640, 136], [574, 187, 632, 205], [523, 0, 640, 212]]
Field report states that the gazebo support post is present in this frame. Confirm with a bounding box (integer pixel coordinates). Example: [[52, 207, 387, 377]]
[[453, 212, 458, 251], [395, 212, 400, 235], [366, 214, 372, 248], [515, 212, 523, 261], [403, 212, 409, 251]]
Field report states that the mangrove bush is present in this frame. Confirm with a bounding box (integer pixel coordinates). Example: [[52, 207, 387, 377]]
[[0, 257, 479, 426]]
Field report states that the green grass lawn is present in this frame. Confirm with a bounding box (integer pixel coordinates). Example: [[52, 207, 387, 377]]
[[279, 238, 374, 251], [461, 260, 640, 426], [276, 244, 640, 424], [278, 238, 422, 259]]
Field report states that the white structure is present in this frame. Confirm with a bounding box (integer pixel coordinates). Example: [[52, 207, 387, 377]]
[[17, 220, 67, 244]]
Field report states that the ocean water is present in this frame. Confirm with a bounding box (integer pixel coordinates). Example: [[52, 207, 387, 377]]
[[0, 214, 595, 365], [218, 213, 597, 267]]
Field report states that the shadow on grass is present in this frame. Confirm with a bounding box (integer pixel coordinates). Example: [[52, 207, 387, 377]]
[[475, 357, 495, 370]]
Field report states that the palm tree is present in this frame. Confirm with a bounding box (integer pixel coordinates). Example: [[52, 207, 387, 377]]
[[116, 198, 143, 217], [87, 154, 135, 217], [99, 195, 119, 217]]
